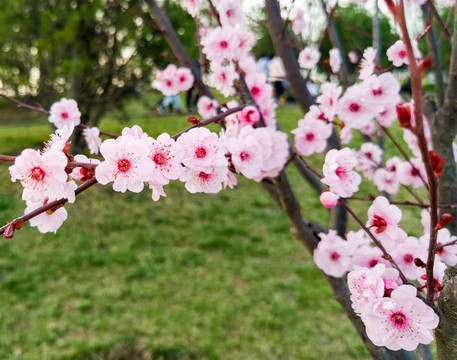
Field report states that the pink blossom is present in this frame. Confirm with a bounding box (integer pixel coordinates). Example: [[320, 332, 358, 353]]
[[421, 228, 457, 266], [338, 83, 382, 130], [397, 158, 427, 189], [197, 96, 219, 120], [122, 125, 150, 140], [364, 73, 401, 107], [209, 62, 239, 97], [202, 27, 237, 62], [176, 67, 195, 92], [359, 47, 377, 80], [25, 197, 68, 234], [43, 123, 74, 153], [316, 82, 341, 121], [373, 168, 400, 195], [313, 230, 352, 277], [83, 126, 102, 155], [352, 245, 391, 269], [48, 98, 81, 128], [232, 26, 257, 59], [95, 135, 154, 193], [355, 142, 383, 179], [180, 166, 229, 194], [154, 64, 179, 96], [387, 40, 422, 67], [181, 0, 202, 17], [245, 72, 273, 105], [416, 255, 446, 298], [367, 196, 404, 251], [376, 105, 398, 128], [391, 236, 427, 280], [319, 191, 340, 208], [348, 51, 358, 64], [292, 9, 306, 35], [177, 127, 227, 173], [217, 0, 243, 28], [9, 149, 69, 202], [237, 106, 260, 127], [361, 285, 439, 351], [298, 47, 321, 69], [329, 48, 342, 73], [292, 113, 332, 156], [348, 264, 386, 314], [321, 148, 361, 198]]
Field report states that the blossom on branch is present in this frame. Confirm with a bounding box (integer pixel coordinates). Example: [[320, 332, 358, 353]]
[[48, 98, 81, 129]]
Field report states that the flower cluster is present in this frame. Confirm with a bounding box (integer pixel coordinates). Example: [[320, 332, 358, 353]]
[[153, 64, 195, 96]]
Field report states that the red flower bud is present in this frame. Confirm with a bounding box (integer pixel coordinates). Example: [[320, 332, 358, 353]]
[[429, 151, 445, 178], [414, 258, 425, 268], [2, 219, 23, 240], [436, 213, 452, 230], [419, 56, 433, 74], [396, 104, 412, 129], [187, 116, 201, 125]]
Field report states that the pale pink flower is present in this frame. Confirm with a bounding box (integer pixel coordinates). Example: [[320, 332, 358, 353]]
[[197, 96, 219, 120], [361, 285, 439, 351], [421, 228, 457, 266], [319, 191, 339, 208], [83, 126, 102, 155], [346, 230, 371, 253], [43, 123, 74, 153], [209, 62, 239, 97], [321, 148, 361, 198], [348, 51, 358, 64], [329, 48, 342, 73], [232, 25, 257, 59], [359, 47, 377, 80], [387, 40, 422, 67], [397, 158, 427, 189], [364, 73, 401, 107], [181, 0, 202, 17], [180, 166, 229, 194], [25, 197, 68, 234], [316, 82, 341, 121], [292, 9, 306, 35], [373, 168, 400, 195], [201, 27, 237, 62], [9, 149, 68, 202], [95, 135, 154, 193], [148, 132, 185, 187], [122, 125, 149, 140], [338, 83, 382, 130], [292, 114, 332, 156], [176, 67, 195, 92], [48, 98, 81, 128], [376, 105, 398, 128], [298, 47, 321, 69], [245, 72, 273, 104], [348, 264, 386, 315], [391, 236, 427, 280], [355, 142, 383, 179], [217, 0, 243, 28], [237, 106, 260, 127], [352, 245, 391, 269], [154, 64, 179, 96], [177, 127, 227, 173], [417, 255, 446, 298], [313, 230, 352, 277], [367, 196, 404, 251]]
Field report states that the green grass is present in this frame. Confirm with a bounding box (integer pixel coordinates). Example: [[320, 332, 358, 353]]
[[0, 96, 424, 360]]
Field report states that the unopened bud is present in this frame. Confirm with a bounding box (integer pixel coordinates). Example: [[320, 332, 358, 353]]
[[419, 56, 433, 74], [187, 116, 201, 125], [396, 104, 412, 129], [436, 213, 453, 230], [414, 258, 425, 268], [429, 151, 445, 178]]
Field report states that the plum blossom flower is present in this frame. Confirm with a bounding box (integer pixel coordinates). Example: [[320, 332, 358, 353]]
[[43, 123, 74, 153], [70, 154, 100, 182], [367, 196, 405, 251], [9, 149, 69, 202], [387, 40, 422, 67], [329, 48, 342, 73], [48, 98, 81, 128], [319, 191, 340, 208], [420, 228, 457, 266], [373, 168, 400, 195], [397, 158, 427, 189], [355, 142, 383, 179], [321, 148, 361, 198], [359, 47, 377, 80], [83, 126, 102, 155], [348, 51, 358, 64], [316, 82, 341, 121], [177, 127, 227, 173], [201, 27, 237, 62], [154, 64, 179, 96], [209, 62, 239, 97], [292, 112, 332, 156], [364, 73, 401, 107], [391, 236, 427, 280], [237, 106, 260, 127], [25, 197, 68, 234], [217, 0, 243, 28], [176, 67, 195, 92], [181, 0, 202, 17], [313, 230, 352, 277], [292, 9, 306, 35], [197, 96, 219, 120], [361, 285, 439, 351], [95, 135, 154, 193], [298, 47, 321, 69], [180, 166, 229, 194]]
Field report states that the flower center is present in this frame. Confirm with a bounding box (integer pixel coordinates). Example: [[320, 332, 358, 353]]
[[436, 243, 444, 255], [195, 147, 207, 158], [153, 153, 166, 165], [306, 132, 315, 141], [240, 151, 250, 161], [330, 251, 340, 262], [403, 254, 414, 263], [199, 172, 210, 179], [399, 50, 407, 58], [390, 312, 407, 328], [117, 159, 131, 173], [349, 103, 360, 112], [335, 166, 346, 179], [179, 76, 186, 83], [61, 112, 69, 120], [251, 86, 260, 96], [220, 40, 228, 49], [30, 167, 45, 181], [371, 215, 387, 233], [369, 259, 378, 268]]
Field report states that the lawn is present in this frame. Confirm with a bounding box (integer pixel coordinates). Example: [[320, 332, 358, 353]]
[[0, 94, 420, 360]]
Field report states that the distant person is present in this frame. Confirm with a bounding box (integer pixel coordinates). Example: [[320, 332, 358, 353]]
[[268, 55, 287, 102], [156, 94, 181, 115], [256, 53, 270, 81]]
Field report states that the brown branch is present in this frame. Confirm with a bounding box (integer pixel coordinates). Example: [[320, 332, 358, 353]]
[[427, 0, 452, 39], [0, 93, 50, 115]]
